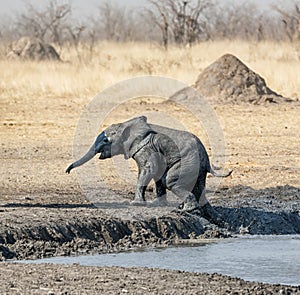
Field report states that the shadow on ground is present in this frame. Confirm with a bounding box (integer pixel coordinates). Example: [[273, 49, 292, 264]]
[[2, 203, 95, 209]]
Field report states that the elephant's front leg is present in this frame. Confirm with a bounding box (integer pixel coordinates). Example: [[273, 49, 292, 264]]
[[155, 179, 166, 198], [149, 179, 168, 207], [131, 163, 153, 206]]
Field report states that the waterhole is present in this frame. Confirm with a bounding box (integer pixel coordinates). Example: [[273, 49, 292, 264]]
[[21, 235, 300, 286]]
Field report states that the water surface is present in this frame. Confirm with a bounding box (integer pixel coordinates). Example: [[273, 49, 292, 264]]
[[22, 235, 300, 286]]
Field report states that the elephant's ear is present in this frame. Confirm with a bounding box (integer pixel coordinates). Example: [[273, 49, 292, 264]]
[[123, 116, 147, 126], [121, 126, 132, 159], [121, 117, 151, 159], [121, 125, 131, 142]]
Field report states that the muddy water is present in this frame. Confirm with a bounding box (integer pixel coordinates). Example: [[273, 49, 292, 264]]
[[22, 235, 300, 286]]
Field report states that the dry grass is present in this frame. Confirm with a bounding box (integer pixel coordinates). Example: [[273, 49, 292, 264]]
[[0, 40, 299, 101]]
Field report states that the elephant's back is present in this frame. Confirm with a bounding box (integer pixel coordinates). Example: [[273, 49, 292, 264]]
[[149, 124, 197, 145], [150, 123, 209, 171]]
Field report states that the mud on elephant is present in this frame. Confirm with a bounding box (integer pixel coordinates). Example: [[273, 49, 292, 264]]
[[66, 116, 231, 220]]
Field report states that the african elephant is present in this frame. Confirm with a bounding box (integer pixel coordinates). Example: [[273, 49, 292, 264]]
[[66, 116, 231, 216]]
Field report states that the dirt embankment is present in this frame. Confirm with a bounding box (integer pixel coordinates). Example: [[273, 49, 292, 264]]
[[0, 206, 206, 260], [1, 184, 299, 261]]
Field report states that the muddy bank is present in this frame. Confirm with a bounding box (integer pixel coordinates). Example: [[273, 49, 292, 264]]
[[1, 185, 299, 261], [0, 207, 216, 261]]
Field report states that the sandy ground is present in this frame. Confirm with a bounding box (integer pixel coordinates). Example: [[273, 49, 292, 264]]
[[1, 89, 300, 293], [1, 95, 299, 203], [1, 264, 300, 295]]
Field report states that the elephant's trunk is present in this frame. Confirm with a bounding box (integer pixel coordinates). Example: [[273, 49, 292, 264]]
[[66, 131, 109, 174], [65, 144, 97, 174]]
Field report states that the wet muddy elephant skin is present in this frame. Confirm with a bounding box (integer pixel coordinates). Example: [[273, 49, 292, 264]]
[[66, 116, 231, 212]]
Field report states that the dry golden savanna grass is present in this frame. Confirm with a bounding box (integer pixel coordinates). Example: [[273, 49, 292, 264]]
[[0, 40, 299, 100]]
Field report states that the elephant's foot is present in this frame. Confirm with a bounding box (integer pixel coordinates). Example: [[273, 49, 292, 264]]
[[149, 195, 168, 207], [130, 199, 147, 206], [198, 203, 223, 225], [177, 195, 200, 213]]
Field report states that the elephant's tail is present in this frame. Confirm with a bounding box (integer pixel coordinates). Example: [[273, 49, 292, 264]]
[[208, 165, 232, 177]]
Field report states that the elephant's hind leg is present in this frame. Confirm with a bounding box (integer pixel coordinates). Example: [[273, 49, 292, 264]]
[[193, 178, 223, 224], [171, 187, 200, 212], [192, 176, 208, 206]]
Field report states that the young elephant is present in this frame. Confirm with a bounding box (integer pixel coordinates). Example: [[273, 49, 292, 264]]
[[66, 116, 231, 215]]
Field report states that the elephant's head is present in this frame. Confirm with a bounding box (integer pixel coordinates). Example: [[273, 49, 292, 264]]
[[66, 116, 152, 173]]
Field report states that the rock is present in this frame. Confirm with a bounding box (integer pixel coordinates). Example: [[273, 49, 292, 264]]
[[193, 54, 292, 104], [6, 37, 60, 61]]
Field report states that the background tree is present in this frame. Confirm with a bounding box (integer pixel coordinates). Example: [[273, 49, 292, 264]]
[[0, 0, 298, 50], [145, 0, 170, 49], [92, 1, 140, 42], [211, 2, 265, 41], [272, 2, 300, 42], [16, 0, 72, 45], [145, 0, 212, 48]]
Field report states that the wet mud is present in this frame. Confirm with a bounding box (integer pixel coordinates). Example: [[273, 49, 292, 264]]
[[1, 185, 299, 261]]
